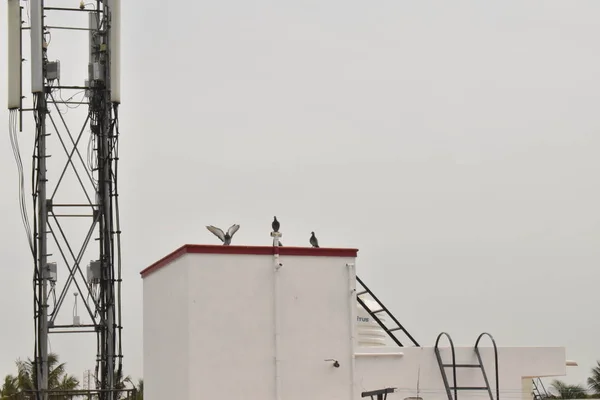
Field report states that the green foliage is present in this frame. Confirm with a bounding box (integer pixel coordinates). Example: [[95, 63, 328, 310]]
[[548, 380, 588, 399], [115, 370, 143, 399], [1, 353, 142, 399], [135, 379, 143, 400], [0, 375, 19, 399], [589, 361, 600, 396], [16, 353, 79, 393], [0, 353, 79, 399]]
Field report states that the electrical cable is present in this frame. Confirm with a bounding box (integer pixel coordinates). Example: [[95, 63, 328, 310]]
[[31, 92, 43, 400], [113, 104, 124, 373], [8, 109, 34, 256]]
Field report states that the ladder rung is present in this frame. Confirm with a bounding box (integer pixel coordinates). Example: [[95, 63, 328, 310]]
[[372, 309, 385, 314], [442, 364, 481, 368], [357, 290, 368, 296], [450, 387, 488, 390], [388, 327, 401, 332]]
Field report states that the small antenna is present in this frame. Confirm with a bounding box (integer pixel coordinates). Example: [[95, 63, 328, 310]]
[[73, 292, 80, 326]]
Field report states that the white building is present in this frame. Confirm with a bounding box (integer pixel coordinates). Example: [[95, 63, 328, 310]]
[[141, 244, 568, 400]]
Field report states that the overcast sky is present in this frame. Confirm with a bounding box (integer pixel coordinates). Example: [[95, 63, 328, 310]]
[[0, 0, 599, 390]]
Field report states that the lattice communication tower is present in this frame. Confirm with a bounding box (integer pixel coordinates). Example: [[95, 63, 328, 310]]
[[6, 1, 126, 399]]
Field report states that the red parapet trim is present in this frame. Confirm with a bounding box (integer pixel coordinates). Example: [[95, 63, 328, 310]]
[[140, 244, 358, 278], [184, 244, 358, 257], [139, 245, 188, 279]]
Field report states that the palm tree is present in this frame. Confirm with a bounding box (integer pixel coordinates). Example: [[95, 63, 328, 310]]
[[135, 379, 143, 400], [2, 353, 79, 398], [115, 368, 135, 399], [589, 361, 600, 396], [549, 379, 588, 399], [114, 370, 143, 399], [0, 375, 19, 399]]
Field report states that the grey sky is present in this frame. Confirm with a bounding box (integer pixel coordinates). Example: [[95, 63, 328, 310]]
[[1, 0, 599, 388]]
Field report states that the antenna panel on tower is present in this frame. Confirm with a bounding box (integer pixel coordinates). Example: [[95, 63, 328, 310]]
[[29, 0, 44, 93], [109, 0, 121, 103], [7, 0, 21, 109]]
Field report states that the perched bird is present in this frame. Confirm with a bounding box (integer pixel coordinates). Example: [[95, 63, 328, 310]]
[[309, 231, 319, 248], [272, 216, 280, 233], [206, 224, 240, 246]]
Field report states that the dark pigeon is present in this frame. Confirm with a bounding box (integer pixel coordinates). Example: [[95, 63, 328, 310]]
[[309, 231, 319, 248], [272, 216, 280, 233]]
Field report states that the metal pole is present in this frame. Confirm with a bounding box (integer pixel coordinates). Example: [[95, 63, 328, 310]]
[[36, 91, 49, 400], [99, 101, 116, 400], [98, 2, 116, 397], [34, 1, 49, 396]]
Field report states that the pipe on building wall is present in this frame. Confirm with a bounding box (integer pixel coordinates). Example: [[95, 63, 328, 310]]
[[347, 262, 357, 399], [273, 252, 283, 400], [354, 352, 405, 357]]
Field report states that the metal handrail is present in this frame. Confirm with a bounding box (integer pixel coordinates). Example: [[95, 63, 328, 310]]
[[474, 332, 500, 400], [435, 332, 457, 400]]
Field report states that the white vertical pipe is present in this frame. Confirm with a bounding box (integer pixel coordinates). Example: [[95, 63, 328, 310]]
[[273, 254, 282, 400], [7, 0, 21, 109], [347, 262, 357, 400], [30, 0, 44, 93], [108, 0, 121, 103]]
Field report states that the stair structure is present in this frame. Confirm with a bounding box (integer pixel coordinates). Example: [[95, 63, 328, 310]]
[[355, 276, 420, 347], [532, 378, 549, 400], [435, 332, 499, 400]]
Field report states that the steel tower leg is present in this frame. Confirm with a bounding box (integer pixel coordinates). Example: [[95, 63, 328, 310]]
[[94, 4, 118, 397], [35, 90, 49, 400], [97, 90, 116, 400]]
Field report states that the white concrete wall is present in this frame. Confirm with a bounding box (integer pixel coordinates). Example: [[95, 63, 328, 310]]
[[143, 254, 191, 400], [186, 253, 275, 399], [354, 346, 566, 400], [522, 378, 534, 400], [276, 255, 356, 400], [184, 252, 357, 400]]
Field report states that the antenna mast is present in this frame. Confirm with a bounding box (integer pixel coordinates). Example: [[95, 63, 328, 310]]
[[7, 1, 126, 399]]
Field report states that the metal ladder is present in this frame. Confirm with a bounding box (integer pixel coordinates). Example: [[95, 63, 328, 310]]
[[532, 378, 549, 400], [355, 276, 420, 347], [435, 332, 499, 400]]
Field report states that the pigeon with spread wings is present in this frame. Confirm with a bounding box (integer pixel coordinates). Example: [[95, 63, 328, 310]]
[[206, 224, 240, 245]]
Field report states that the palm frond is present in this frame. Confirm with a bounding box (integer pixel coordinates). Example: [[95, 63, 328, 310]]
[[549, 379, 588, 399], [588, 361, 600, 395]]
